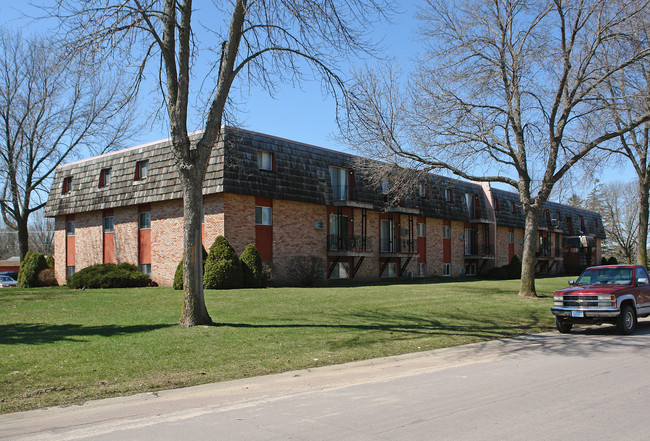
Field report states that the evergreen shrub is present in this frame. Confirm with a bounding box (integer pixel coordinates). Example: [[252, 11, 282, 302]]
[[18, 251, 49, 288], [173, 247, 208, 290], [67, 263, 151, 289], [203, 236, 242, 289], [240, 243, 266, 288]]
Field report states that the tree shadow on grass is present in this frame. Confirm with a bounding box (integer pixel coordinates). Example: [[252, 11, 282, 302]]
[[0, 323, 175, 345]]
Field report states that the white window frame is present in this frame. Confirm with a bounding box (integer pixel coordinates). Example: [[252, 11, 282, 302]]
[[139, 212, 151, 230], [329, 166, 348, 201], [442, 225, 451, 239], [417, 262, 426, 276], [381, 261, 398, 278], [330, 262, 350, 279], [257, 150, 273, 171], [255, 206, 272, 225], [103, 216, 114, 233], [418, 183, 426, 198], [443, 263, 451, 277], [508, 232, 514, 244], [417, 222, 426, 237], [66, 221, 75, 236]]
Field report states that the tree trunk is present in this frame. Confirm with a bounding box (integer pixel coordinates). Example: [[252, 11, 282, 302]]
[[519, 208, 539, 298], [179, 167, 213, 326], [638, 180, 649, 267], [17, 218, 29, 261]]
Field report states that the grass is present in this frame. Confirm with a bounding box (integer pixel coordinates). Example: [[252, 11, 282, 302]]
[[0, 277, 566, 414]]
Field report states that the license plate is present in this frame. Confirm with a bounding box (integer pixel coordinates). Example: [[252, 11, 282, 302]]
[[571, 310, 584, 318]]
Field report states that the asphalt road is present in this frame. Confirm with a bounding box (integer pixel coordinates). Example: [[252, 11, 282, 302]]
[[3, 323, 650, 441]]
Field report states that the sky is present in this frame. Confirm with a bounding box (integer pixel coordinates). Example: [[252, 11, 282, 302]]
[[0, 1, 635, 198]]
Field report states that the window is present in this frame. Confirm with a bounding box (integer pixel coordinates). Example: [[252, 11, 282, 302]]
[[329, 166, 348, 201], [465, 263, 476, 276], [139, 212, 151, 230], [62, 176, 73, 194], [66, 266, 75, 279], [104, 216, 114, 233], [637, 267, 650, 284], [380, 219, 396, 252], [381, 179, 390, 194], [418, 183, 427, 198], [442, 225, 451, 239], [139, 263, 151, 275], [66, 221, 75, 236], [511, 201, 517, 214], [417, 263, 426, 276], [443, 263, 451, 276], [464, 193, 475, 216], [135, 160, 148, 181], [417, 223, 426, 237], [494, 198, 500, 211], [508, 232, 514, 244], [381, 261, 398, 278], [330, 262, 350, 279], [329, 214, 349, 251], [99, 168, 111, 187], [255, 206, 272, 225], [445, 188, 453, 202], [257, 150, 274, 171], [464, 228, 474, 255]]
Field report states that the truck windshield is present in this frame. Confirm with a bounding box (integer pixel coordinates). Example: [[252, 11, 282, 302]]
[[576, 268, 633, 286]]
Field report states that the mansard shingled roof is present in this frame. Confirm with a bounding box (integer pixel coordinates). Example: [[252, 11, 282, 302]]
[[44, 127, 605, 239]]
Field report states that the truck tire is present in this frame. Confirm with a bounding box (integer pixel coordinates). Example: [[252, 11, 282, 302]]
[[617, 304, 637, 335], [555, 317, 573, 334]]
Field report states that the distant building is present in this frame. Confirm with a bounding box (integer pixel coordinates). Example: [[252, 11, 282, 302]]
[[44, 128, 604, 286]]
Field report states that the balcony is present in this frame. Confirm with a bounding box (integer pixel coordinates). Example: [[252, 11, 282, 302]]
[[379, 238, 417, 256], [328, 234, 372, 256]]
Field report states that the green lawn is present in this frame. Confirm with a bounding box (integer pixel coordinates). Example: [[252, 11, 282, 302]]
[[0, 277, 565, 414]]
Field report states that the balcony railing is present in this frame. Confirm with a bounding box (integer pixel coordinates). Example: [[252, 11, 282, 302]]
[[328, 235, 370, 252], [379, 239, 417, 254], [331, 185, 357, 201]]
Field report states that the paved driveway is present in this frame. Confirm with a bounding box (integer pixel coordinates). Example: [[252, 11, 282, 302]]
[[3, 323, 650, 440]]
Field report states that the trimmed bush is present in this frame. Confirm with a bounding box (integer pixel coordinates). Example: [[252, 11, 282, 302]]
[[203, 236, 242, 289], [37, 268, 58, 287], [240, 243, 266, 288], [46, 255, 55, 269], [287, 255, 324, 286], [18, 251, 49, 288], [173, 247, 208, 290], [607, 256, 619, 265], [67, 263, 151, 289]]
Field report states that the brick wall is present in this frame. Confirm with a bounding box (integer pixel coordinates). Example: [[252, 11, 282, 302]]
[[426, 218, 444, 276], [203, 194, 225, 249], [223, 193, 255, 254], [151, 199, 184, 286], [75, 211, 103, 269], [113, 206, 138, 266], [54, 216, 66, 285]]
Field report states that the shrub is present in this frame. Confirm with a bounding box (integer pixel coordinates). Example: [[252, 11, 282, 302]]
[[37, 268, 58, 287], [601, 256, 608, 265], [485, 265, 507, 280], [203, 236, 242, 289], [607, 256, 619, 265], [506, 254, 522, 279], [18, 251, 49, 288], [173, 247, 208, 290], [240, 243, 266, 288], [46, 255, 55, 269], [287, 255, 324, 286], [67, 263, 151, 289]]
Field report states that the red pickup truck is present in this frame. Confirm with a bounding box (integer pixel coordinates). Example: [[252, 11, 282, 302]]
[[551, 265, 650, 334]]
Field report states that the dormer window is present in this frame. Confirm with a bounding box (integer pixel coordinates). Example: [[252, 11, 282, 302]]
[[99, 168, 111, 188], [511, 201, 517, 214], [445, 188, 453, 203], [418, 183, 427, 198], [381, 179, 390, 194], [62, 176, 73, 194], [257, 150, 274, 171], [135, 160, 148, 181]]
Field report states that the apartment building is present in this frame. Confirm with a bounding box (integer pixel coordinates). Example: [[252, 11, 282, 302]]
[[44, 128, 605, 286]]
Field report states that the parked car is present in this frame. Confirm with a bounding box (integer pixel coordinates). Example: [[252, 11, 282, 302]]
[[551, 265, 650, 334], [0, 274, 18, 287]]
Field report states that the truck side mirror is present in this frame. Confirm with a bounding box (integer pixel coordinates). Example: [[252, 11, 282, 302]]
[[568, 280, 575, 286], [637, 277, 648, 285]]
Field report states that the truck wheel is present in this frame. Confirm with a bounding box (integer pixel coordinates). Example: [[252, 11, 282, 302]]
[[617, 304, 637, 335], [555, 317, 573, 334]]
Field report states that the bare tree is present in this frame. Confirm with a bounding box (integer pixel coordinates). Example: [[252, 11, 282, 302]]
[[596, 8, 650, 266], [0, 223, 18, 260], [0, 30, 135, 261], [28, 210, 54, 256], [600, 181, 639, 263], [48, 0, 394, 326], [341, 0, 650, 297]]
